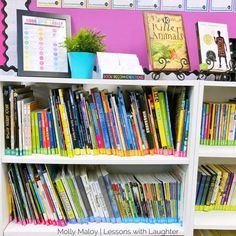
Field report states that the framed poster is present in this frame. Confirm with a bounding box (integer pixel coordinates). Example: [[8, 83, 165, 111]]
[[0, 0, 31, 73], [17, 10, 71, 77], [144, 13, 190, 71]]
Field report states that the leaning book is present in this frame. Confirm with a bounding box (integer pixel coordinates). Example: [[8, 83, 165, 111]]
[[196, 22, 231, 72], [143, 13, 190, 71]]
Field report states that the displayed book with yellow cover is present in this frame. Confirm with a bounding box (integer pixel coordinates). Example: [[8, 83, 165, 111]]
[[144, 12, 190, 71]]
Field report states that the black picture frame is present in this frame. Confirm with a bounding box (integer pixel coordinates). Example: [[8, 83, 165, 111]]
[[17, 10, 71, 78]]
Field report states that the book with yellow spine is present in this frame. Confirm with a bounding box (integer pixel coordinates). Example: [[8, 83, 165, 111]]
[[55, 173, 76, 223], [215, 165, 229, 210], [58, 89, 73, 157], [152, 87, 167, 151]]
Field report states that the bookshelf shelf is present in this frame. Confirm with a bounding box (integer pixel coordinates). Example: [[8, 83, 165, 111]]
[[194, 211, 236, 230], [1, 155, 189, 165], [4, 222, 184, 236], [198, 146, 236, 158], [0, 75, 198, 87]]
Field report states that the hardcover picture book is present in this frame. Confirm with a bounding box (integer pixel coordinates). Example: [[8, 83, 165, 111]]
[[197, 22, 231, 72], [143, 13, 190, 71]]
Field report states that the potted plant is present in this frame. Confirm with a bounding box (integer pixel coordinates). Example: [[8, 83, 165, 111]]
[[64, 28, 105, 79]]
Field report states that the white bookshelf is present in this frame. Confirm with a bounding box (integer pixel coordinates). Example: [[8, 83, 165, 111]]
[[191, 81, 236, 234], [0, 76, 236, 236], [199, 146, 236, 158], [194, 211, 236, 230]]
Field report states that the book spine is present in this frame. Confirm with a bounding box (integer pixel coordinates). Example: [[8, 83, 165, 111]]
[[67, 176, 84, 220], [49, 95, 61, 155], [43, 171, 64, 223], [47, 112, 56, 154], [75, 175, 93, 219], [43, 112, 50, 154], [103, 174, 121, 221], [69, 89, 84, 150], [93, 90, 111, 151], [41, 111, 47, 154], [158, 92, 172, 152], [152, 89, 167, 150], [17, 100, 22, 156], [55, 178, 76, 223], [90, 91, 105, 151], [64, 90, 81, 151], [3, 86, 11, 154]]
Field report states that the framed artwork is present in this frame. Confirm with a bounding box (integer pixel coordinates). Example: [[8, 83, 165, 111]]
[[17, 10, 71, 77], [197, 22, 231, 72], [144, 12, 190, 71]]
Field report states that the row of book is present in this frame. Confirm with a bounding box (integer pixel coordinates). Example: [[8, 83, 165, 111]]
[[8, 164, 185, 226], [195, 165, 236, 211], [3, 85, 190, 157], [200, 102, 236, 146], [195, 230, 236, 236]]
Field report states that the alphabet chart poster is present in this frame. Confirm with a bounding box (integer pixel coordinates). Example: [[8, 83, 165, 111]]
[[22, 15, 68, 72]]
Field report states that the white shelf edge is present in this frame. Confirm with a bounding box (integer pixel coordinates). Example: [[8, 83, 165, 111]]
[[1, 155, 189, 165], [4, 222, 184, 236], [202, 80, 236, 88], [194, 211, 236, 230], [0, 75, 198, 86], [199, 145, 236, 158]]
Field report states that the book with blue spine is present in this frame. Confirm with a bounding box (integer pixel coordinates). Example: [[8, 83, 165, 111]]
[[127, 114, 137, 151], [181, 99, 189, 153], [91, 88, 111, 151], [37, 112, 44, 154], [88, 95, 103, 150], [108, 94, 123, 152], [47, 112, 56, 154], [117, 88, 133, 151], [101, 168, 121, 223]]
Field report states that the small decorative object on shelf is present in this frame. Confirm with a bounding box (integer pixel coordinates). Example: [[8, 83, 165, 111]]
[[144, 57, 190, 81], [64, 28, 106, 79]]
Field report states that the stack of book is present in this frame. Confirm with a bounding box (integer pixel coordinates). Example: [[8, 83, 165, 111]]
[[195, 230, 236, 236], [7, 164, 185, 226], [200, 102, 236, 146], [195, 165, 236, 211], [3, 85, 190, 157]]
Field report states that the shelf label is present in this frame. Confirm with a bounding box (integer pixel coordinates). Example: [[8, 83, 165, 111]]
[[186, 0, 208, 11], [112, 0, 135, 9], [161, 0, 184, 11], [136, 0, 160, 10], [210, 0, 234, 12], [62, 0, 87, 8]]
